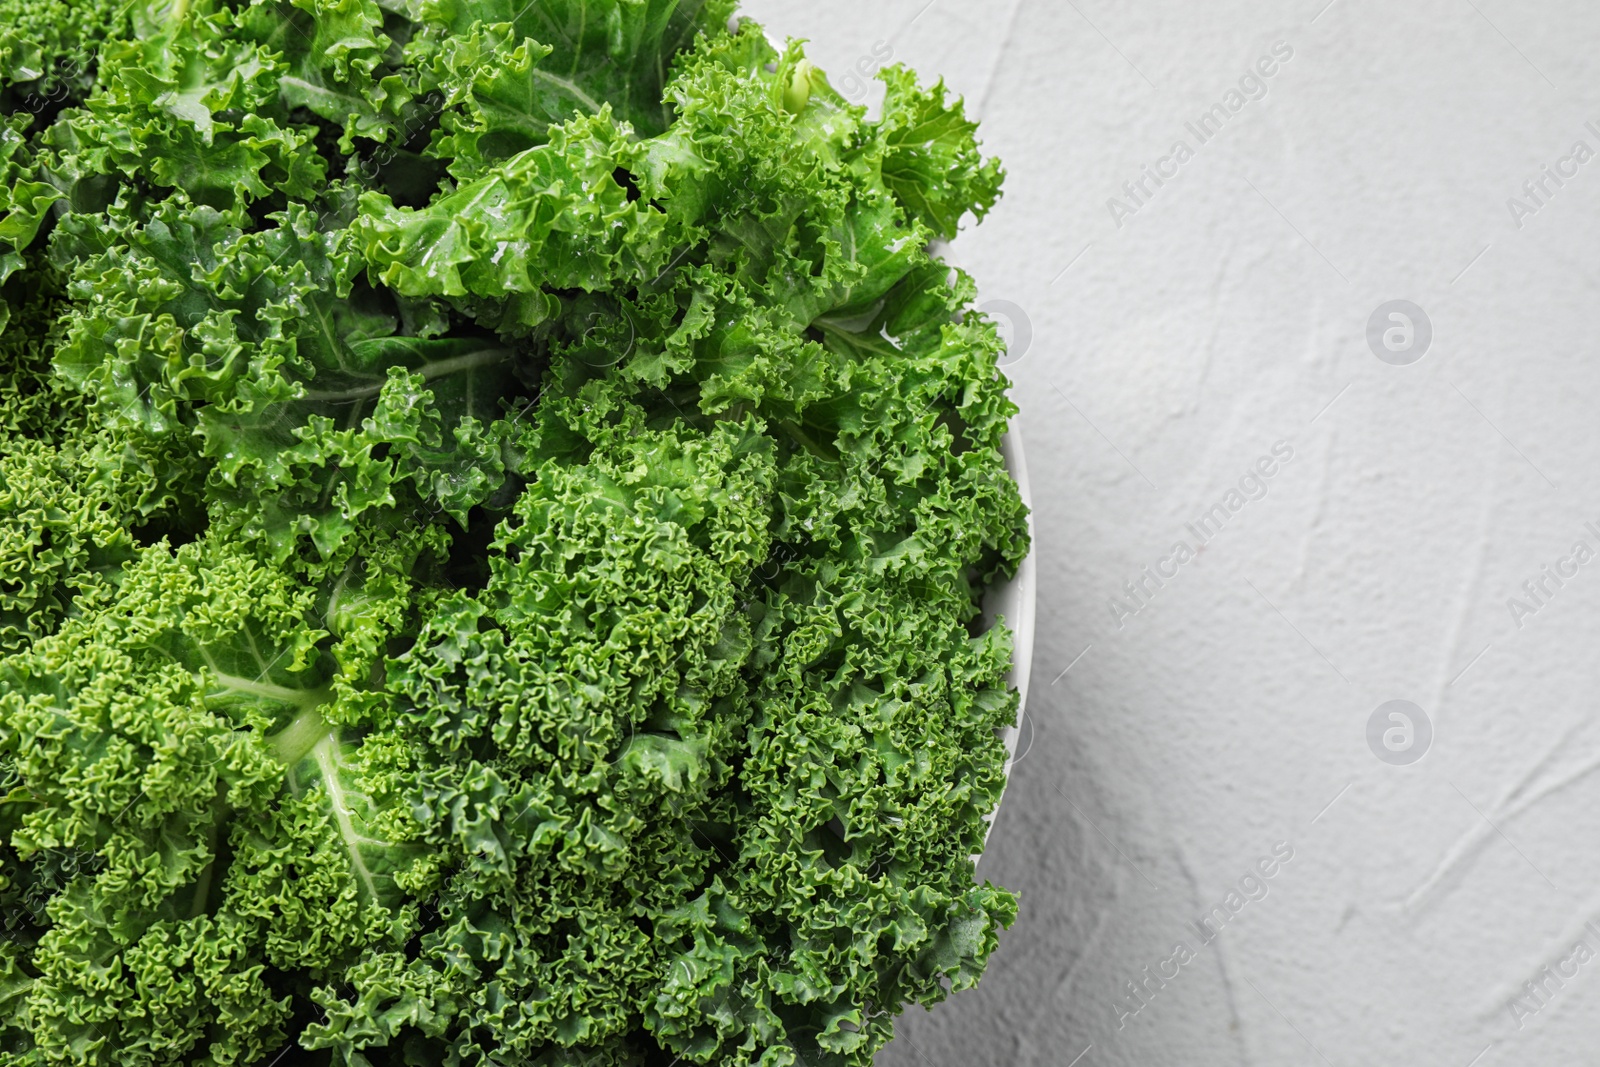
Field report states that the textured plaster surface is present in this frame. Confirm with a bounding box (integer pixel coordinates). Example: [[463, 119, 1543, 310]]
[[740, 1, 1600, 1063]]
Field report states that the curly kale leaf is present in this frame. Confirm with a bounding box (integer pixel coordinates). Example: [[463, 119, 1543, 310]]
[[0, 0, 136, 104], [415, 0, 739, 167], [0, 3, 1026, 1065], [0, 534, 436, 1065]]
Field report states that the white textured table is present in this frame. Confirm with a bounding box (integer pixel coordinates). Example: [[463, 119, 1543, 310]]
[[740, 1, 1600, 1063]]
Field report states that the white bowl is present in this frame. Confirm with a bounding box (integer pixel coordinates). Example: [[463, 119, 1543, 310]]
[[978, 429, 1036, 850]]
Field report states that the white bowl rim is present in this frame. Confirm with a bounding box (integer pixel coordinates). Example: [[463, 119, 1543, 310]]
[[978, 428, 1036, 852]]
